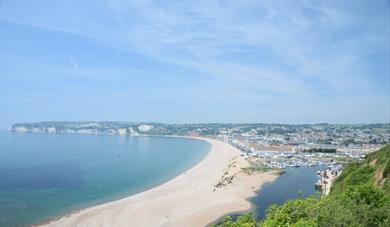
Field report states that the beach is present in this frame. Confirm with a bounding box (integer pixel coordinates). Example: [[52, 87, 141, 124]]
[[39, 137, 279, 227]]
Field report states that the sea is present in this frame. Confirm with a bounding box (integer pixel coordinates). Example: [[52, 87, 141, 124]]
[[0, 131, 210, 227]]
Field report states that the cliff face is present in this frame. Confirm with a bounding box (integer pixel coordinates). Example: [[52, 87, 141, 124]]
[[10, 122, 164, 136], [331, 144, 390, 196]]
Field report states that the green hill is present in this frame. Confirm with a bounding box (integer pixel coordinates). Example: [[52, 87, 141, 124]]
[[331, 144, 390, 196], [215, 144, 390, 227]]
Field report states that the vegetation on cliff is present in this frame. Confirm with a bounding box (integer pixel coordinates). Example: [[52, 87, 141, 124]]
[[331, 144, 390, 196], [215, 144, 390, 227]]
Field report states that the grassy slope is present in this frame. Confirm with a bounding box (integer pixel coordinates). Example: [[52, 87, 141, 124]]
[[331, 144, 390, 196]]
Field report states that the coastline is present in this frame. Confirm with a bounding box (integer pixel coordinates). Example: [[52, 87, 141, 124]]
[[38, 137, 279, 227]]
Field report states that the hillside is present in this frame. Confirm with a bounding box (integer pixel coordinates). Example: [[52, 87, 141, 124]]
[[215, 144, 390, 227], [331, 144, 390, 196]]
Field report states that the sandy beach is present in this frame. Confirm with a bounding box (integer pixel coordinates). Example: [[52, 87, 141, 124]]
[[39, 137, 279, 227]]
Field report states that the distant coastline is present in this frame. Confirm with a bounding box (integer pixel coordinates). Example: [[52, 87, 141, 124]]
[[38, 137, 279, 227]]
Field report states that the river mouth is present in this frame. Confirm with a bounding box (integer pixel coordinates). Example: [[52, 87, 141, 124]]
[[212, 166, 323, 225]]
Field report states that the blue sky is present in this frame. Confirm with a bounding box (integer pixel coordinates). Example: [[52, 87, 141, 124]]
[[1, 0, 389, 128]]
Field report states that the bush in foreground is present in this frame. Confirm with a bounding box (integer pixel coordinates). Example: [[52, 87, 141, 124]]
[[215, 185, 390, 227]]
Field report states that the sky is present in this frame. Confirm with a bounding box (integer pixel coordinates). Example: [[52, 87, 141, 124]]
[[0, 0, 389, 128]]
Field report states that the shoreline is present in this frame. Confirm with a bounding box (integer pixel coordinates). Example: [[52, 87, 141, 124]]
[[34, 135, 210, 226], [38, 137, 279, 227]]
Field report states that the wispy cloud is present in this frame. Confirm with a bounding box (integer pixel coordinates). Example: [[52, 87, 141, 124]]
[[69, 55, 80, 71], [1, 0, 389, 124]]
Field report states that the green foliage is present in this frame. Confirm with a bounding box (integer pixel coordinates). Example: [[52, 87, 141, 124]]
[[365, 144, 390, 165], [315, 186, 390, 227], [342, 139, 358, 146], [215, 145, 390, 227], [216, 186, 390, 227], [215, 213, 258, 227], [331, 162, 373, 194], [342, 185, 388, 208], [261, 198, 318, 227], [303, 148, 336, 153], [383, 160, 390, 178], [331, 144, 390, 195], [242, 162, 273, 174]]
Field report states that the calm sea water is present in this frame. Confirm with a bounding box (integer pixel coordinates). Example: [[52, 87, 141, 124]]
[[0, 131, 210, 227], [251, 166, 322, 220]]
